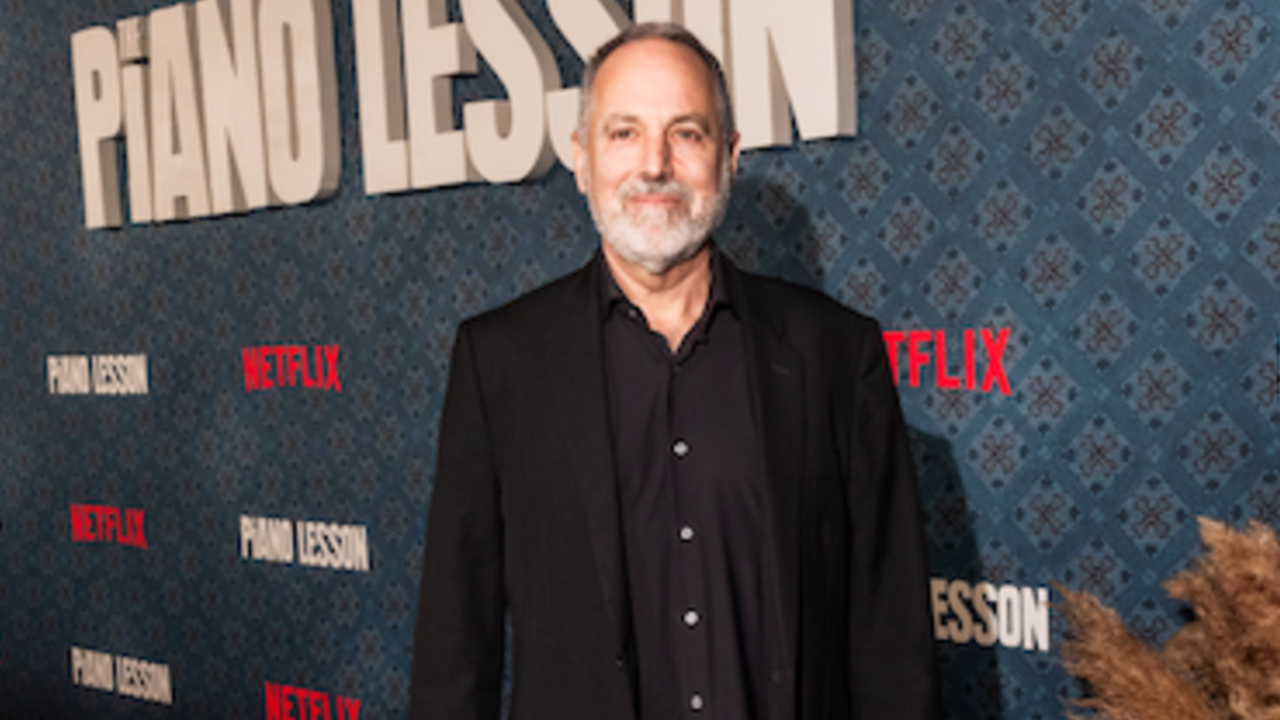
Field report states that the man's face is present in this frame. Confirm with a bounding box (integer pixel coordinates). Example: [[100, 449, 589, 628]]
[[573, 38, 740, 275]]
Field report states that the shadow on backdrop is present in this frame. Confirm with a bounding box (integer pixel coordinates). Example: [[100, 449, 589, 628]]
[[730, 174, 1004, 720]]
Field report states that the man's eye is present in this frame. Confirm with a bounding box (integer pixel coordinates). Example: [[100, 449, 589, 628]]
[[673, 128, 704, 143], [609, 128, 635, 140]]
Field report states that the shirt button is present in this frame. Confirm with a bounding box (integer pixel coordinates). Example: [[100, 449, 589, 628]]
[[683, 609, 700, 627], [679, 526, 695, 542], [690, 693, 704, 711], [673, 440, 689, 458]]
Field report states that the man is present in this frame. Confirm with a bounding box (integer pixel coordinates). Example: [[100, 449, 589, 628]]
[[408, 22, 940, 720]]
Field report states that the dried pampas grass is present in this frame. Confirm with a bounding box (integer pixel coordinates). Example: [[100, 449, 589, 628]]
[[1057, 517, 1280, 720]]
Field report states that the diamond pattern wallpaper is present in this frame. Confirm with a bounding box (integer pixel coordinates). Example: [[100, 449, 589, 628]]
[[1, 0, 1279, 719]]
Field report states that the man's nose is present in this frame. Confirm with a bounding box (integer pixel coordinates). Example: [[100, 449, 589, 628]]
[[638, 134, 672, 180]]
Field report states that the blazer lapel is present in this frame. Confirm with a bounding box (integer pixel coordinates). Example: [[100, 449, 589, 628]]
[[724, 259, 802, 714], [542, 257, 631, 653]]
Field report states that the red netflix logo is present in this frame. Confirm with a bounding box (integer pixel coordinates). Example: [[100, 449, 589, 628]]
[[70, 504, 147, 549], [265, 682, 360, 720], [883, 328, 1012, 396], [243, 345, 342, 392]]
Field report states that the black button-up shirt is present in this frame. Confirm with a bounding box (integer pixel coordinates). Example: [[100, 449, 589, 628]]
[[600, 250, 765, 720]]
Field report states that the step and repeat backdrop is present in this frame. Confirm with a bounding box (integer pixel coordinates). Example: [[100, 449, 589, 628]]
[[2, 0, 1279, 718]]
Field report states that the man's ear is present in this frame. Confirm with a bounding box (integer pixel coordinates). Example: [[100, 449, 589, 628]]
[[571, 129, 589, 195], [726, 131, 741, 179]]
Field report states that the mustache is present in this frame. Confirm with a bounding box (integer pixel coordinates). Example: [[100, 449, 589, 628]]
[[617, 178, 693, 202]]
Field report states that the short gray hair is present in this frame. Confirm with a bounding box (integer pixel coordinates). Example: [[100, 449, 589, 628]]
[[577, 22, 736, 149]]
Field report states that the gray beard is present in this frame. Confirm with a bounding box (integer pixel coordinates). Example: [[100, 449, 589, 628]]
[[589, 167, 732, 275]]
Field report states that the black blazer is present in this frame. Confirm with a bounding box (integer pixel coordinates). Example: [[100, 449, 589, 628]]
[[408, 254, 940, 720]]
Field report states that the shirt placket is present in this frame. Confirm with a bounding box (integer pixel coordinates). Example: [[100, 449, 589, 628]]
[[669, 351, 711, 715]]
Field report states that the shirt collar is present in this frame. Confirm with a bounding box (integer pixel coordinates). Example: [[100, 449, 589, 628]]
[[598, 245, 734, 322]]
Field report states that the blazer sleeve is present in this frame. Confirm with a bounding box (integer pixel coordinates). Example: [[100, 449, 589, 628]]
[[407, 322, 505, 720], [846, 323, 942, 720]]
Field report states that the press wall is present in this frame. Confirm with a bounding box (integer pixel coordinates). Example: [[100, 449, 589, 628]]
[[1, 1, 1279, 719]]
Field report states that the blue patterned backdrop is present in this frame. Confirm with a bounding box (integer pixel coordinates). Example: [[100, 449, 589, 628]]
[[2, 0, 1279, 718]]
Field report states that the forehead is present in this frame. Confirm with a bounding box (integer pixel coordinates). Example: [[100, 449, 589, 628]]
[[588, 38, 718, 125]]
